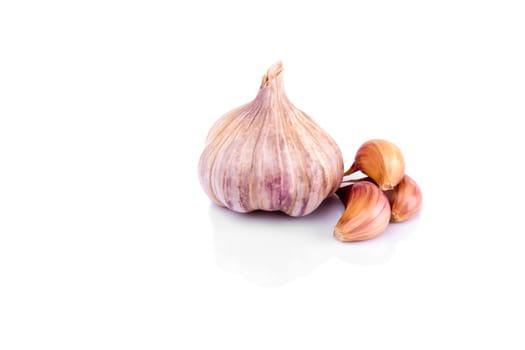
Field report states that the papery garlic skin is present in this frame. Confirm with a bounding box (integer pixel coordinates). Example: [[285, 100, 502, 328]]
[[198, 62, 344, 217]]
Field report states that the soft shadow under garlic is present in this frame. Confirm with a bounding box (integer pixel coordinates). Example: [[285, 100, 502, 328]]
[[210, 197, 420, 287]]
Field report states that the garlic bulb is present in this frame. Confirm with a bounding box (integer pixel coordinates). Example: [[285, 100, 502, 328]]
[[198, 62, 344, 216]]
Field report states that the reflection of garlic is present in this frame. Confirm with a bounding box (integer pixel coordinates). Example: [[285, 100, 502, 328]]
[[198, 62, 344, 216]]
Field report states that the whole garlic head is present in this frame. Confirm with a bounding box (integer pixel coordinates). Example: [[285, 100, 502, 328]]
[[198, 62, 344, 217]]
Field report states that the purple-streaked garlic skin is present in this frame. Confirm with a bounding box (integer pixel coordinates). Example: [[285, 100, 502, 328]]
[[198, 62, 344, 217]]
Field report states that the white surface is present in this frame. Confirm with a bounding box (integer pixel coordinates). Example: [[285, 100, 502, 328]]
[[1, 0, 524, 349]]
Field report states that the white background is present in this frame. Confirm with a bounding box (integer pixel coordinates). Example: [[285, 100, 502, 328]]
[[1, 0, 524, 349]]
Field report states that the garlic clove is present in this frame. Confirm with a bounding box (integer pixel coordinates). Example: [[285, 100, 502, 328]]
[[387, 174, 422, 223], [198, 62, 344, 217], [334, 181, 391, 242], [344, 139, 405, 191]]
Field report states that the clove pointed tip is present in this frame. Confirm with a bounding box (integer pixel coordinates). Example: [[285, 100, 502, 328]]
[[344, 162, 358, 176], [333, 227, 359, 243]]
